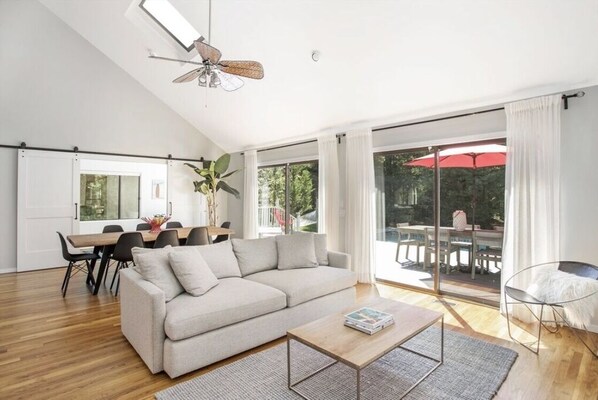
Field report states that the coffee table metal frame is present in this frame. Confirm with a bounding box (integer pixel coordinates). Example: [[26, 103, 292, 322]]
[[287, 315, 444, 400]]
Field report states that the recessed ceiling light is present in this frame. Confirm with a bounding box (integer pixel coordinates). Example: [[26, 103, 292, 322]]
[[312, 50, 321, 62]]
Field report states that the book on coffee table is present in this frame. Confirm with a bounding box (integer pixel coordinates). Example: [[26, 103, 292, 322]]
[[344, 307, 394, 330], [344, 318, 395, 335]]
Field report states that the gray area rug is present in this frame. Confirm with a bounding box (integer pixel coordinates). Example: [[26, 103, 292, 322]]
[[156, 327, 517, 400]]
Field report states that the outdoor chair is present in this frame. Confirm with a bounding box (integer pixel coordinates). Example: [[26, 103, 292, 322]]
[[185, 227, 210, 246], [504, 261, 598, 357], [395, 224, 425, 265], [472, 230, 503, 279], [56, 232, 100, 297], [423, 228, 458, 273]]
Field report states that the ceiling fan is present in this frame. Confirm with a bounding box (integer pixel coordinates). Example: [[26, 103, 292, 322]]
[[149, 37, 264, 92]]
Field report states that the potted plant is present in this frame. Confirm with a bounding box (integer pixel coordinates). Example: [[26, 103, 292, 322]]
[[185, 154, 240, 226]]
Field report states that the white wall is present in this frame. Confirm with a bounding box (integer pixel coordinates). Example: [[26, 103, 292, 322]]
[[0, 0, 224, 273], [560, 86, 598, 262]]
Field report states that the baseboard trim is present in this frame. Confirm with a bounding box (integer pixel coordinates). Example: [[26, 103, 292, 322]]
[[0, 268, 16, 274]]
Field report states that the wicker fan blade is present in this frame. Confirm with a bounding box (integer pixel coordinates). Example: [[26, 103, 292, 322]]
[[218, 60, 264, 79], [213, 69, 244, 91], [194, 40, 222, 64], [172, 68, 204, 83]]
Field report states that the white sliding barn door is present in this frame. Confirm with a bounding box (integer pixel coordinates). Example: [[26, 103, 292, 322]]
[[167, 160, 206, 227], [17, 150, 80, 271]]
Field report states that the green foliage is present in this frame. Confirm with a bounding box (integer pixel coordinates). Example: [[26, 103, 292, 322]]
[[258, 163, 318, 219], [185, 153, 240, 199], [375, 152, 505, 230]]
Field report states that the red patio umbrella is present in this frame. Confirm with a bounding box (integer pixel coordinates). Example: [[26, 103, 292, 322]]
[[404, 144, 507, 228]]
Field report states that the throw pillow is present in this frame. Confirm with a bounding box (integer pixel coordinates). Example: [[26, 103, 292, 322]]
[[276, 233, 318, 270], [131, 245, 171, 267], [168, 247, 219, 296], [297, 232, 328, 265], [231, 237, 278, 276], [182, 241, 242, 278], [135, 246, 184, 302]]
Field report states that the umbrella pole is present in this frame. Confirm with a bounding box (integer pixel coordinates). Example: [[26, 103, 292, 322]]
[[472, 170, 476, 231], [471, 155, 477, 232]]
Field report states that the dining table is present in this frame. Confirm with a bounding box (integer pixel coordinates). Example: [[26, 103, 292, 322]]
[[67, 226, 234, 295], [396, 225, 503, 276]]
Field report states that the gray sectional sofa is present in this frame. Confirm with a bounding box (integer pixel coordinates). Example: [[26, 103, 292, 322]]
[[119, 234, 357, 378]]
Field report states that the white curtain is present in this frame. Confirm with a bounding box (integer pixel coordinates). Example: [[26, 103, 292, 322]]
[[243, 150, 258, 239], [502, 94, 561, 317], [345, 128, 376, 283], [317, 135, 341, 250]]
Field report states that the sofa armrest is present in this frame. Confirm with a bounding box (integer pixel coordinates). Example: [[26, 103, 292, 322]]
[[120, 268, 166, 374], [327, 251, 351, 269]]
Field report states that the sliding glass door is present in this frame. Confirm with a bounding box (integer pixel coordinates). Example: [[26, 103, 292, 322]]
[[374, 149, 437, 291], [374, 140, 505, 305], [257, 161, 318, 237]]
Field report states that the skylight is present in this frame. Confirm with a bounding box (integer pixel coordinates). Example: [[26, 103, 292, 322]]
[[139, 0, 201, 52]]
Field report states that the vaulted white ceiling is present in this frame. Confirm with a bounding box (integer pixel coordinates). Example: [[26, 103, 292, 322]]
[[40, 0, 598, 152]]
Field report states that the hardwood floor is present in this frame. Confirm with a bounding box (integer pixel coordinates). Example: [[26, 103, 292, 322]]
[[0, 268, 596, 399]]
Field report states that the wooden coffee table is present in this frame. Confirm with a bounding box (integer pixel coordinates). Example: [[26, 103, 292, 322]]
[[287, 297, 444, 399]]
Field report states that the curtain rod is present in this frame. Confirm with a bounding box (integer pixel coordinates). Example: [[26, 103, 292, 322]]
[[0, 142, 207, 163], [238, 91, 585, 156], [240, 107, 504, 155]]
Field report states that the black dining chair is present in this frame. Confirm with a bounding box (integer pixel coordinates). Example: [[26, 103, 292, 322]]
[[212, 221, 231, 243], [136, 223, 151, 231], [103, 225, 124, 233], [57, 232, 100, 297], [100, 224, 124, 283], [154, 230, 179, 248], [186, 227, 210, 246], [109, 232, 145, 296], [166, 221, 183, 229]]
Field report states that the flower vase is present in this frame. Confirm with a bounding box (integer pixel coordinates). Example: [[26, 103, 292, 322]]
[[149, 222, 163, 233]]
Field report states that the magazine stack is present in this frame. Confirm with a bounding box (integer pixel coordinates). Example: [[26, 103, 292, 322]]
[[344, 307, 395, 335]]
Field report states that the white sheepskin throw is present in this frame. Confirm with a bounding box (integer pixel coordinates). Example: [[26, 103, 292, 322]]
[[526, 269, 598, 328]]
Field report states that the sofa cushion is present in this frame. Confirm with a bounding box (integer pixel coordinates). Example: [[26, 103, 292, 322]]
[[164, 278, 287, 341], [134, 246, 184, 302], [276, 234, 318, 270], [168, 247, 219, 296], [231, 237, 278, 276], [244, 266, 357, 307], [180, 241, 241, 279]]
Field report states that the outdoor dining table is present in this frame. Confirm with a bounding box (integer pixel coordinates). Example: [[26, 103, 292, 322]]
[[67, 226, 234, 295], [396, 225, 503, 274]]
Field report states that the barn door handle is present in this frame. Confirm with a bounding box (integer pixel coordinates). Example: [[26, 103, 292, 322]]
[[74, 203, 78, 220]]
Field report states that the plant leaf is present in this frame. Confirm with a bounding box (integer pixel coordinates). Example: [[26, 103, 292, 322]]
[[217, 180, 240, 199], [214, 153, 231, 175], [185, 162, 203, 175], [220, 169, 239, 179], [192, 180, 207, 192]]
